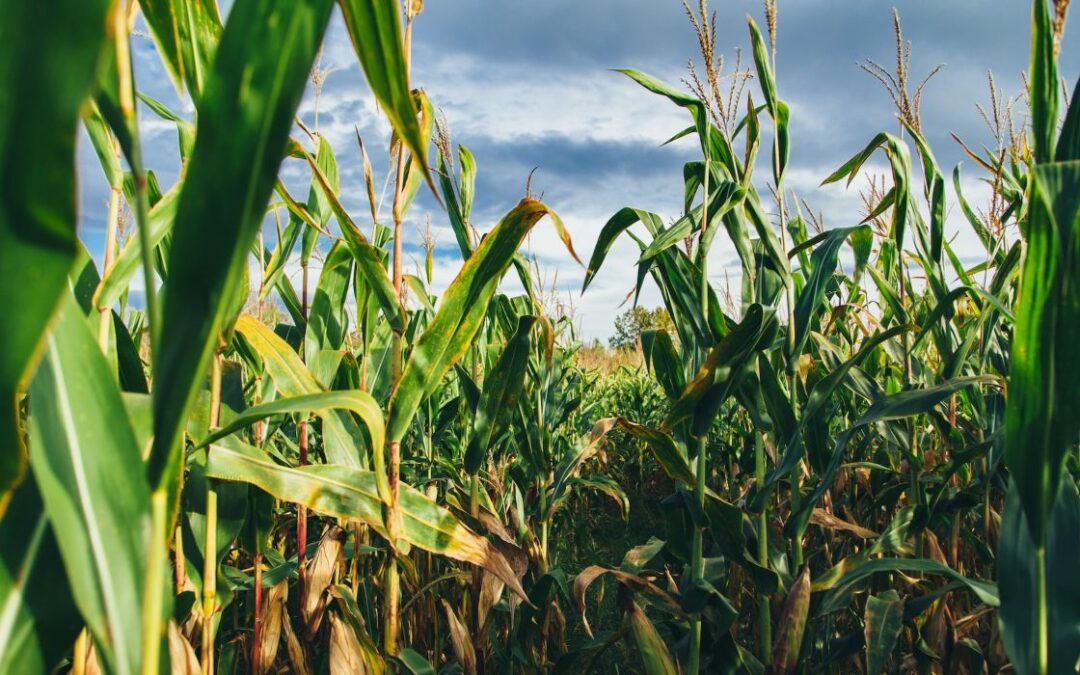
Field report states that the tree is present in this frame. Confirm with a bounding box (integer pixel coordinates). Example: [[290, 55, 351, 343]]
[[609, 306, 674, 350]]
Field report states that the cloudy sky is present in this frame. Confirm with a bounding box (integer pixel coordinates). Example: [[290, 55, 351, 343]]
[[76, 0, 1079, 341]]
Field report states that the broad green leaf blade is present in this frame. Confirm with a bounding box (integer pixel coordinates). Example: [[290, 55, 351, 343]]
[[388, 199, 566, 442], [28, 293, 150, 675], [139, 0, 223, 97], [305, 241, 353, 366], [150, 0, 336, 490], [205, 438, 526, 599], [627, 601, 678, 675], [338, 0, 430, 182], [614, 419, 696, 486], [818, 558, 998, 615], [1004, 161, 1080, 542], [196, 390, 385, 458], [0, 0, 112, 506], [465, 315, 535, 473], [1057, 75, 1080, 162], [0, 479, 80, 674], [864, 590, 904, 674], [789, 226, 868, 360], [999, 478, 1080, 675], [303, 150, 406, 333], [666, 304, 776, 430], [234, 316, 370, 468], [582, 207, 664, 292], [93, 182, 182, 310], [1030, 0, 1059, 164], [395, 648, 436, 675]]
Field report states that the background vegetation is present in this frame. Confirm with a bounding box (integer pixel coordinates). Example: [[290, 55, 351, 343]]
[[1, 0, 1079, 674]]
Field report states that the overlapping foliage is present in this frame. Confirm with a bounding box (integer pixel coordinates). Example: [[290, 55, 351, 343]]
[[1, 0, 1078, 673]]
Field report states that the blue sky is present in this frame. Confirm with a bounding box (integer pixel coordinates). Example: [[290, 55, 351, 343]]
[[76, 1, 1078, 340]]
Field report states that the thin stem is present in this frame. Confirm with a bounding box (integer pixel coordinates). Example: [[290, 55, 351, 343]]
[[97, 178, 121, 349], [297, 261, 310, 601], [201, 350, 223, 674], [688, 433, 708, 675], [688, 157, 711, 675], [252, 552, 263, 672], [141, 491, 168, 675], [383, 10, 414, 655], [755, 432, 772, 660], [1036, 545, 1048, 675]]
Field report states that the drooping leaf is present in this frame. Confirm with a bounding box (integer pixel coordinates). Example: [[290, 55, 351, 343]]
[[864, 590, 904, 674], [205, 438, 526, 599], [627, 601, 679, 675], [817, 558, 998, 615]]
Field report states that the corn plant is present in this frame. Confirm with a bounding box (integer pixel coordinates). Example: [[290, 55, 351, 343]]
[[4, 0, 1080, 673]]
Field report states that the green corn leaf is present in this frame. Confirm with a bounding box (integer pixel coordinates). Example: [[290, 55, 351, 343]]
[[582, 207, 665, 292], [789, 225, 868, 361], [667, 304, 776, 429], [641, 329, 685, 400], [0, 479, 80, 674], [150, 0, 336, 492], [83, 102, 123, 189], [305, 242, 353, 366], [906, 126, 946, 263], [864, 590, 904, 674], [1005, 161, 1080, 543], [93, 182, 183, 310], [465, 315, 536, 473], [28, 293, 150, 675], [395, 648, 437, 675], [627, 601, 679, 675], [196, 390, 385, 461], [818, 558, 998, 615], [260, 215, 303, 300], [1057, 76, 1080, 162], [1030, 0, 1058, 164], [388, 199, 570, 443], [748, 17, 789, 185], [303, 148, 406, 333], [205, 437, 526, 600], [234, 315, 371, 468], [822, 132, 912, 254], [139, 0, 223, 97], [338, 0, 431, 184], [614, 419, 696, 486], [0, 0, 112, 506], [137, 91, 197, 161], [999, 478, 1080, 675]]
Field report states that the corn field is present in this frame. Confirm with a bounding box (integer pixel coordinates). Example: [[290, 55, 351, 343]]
[[2, 0, 1079, 673]]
